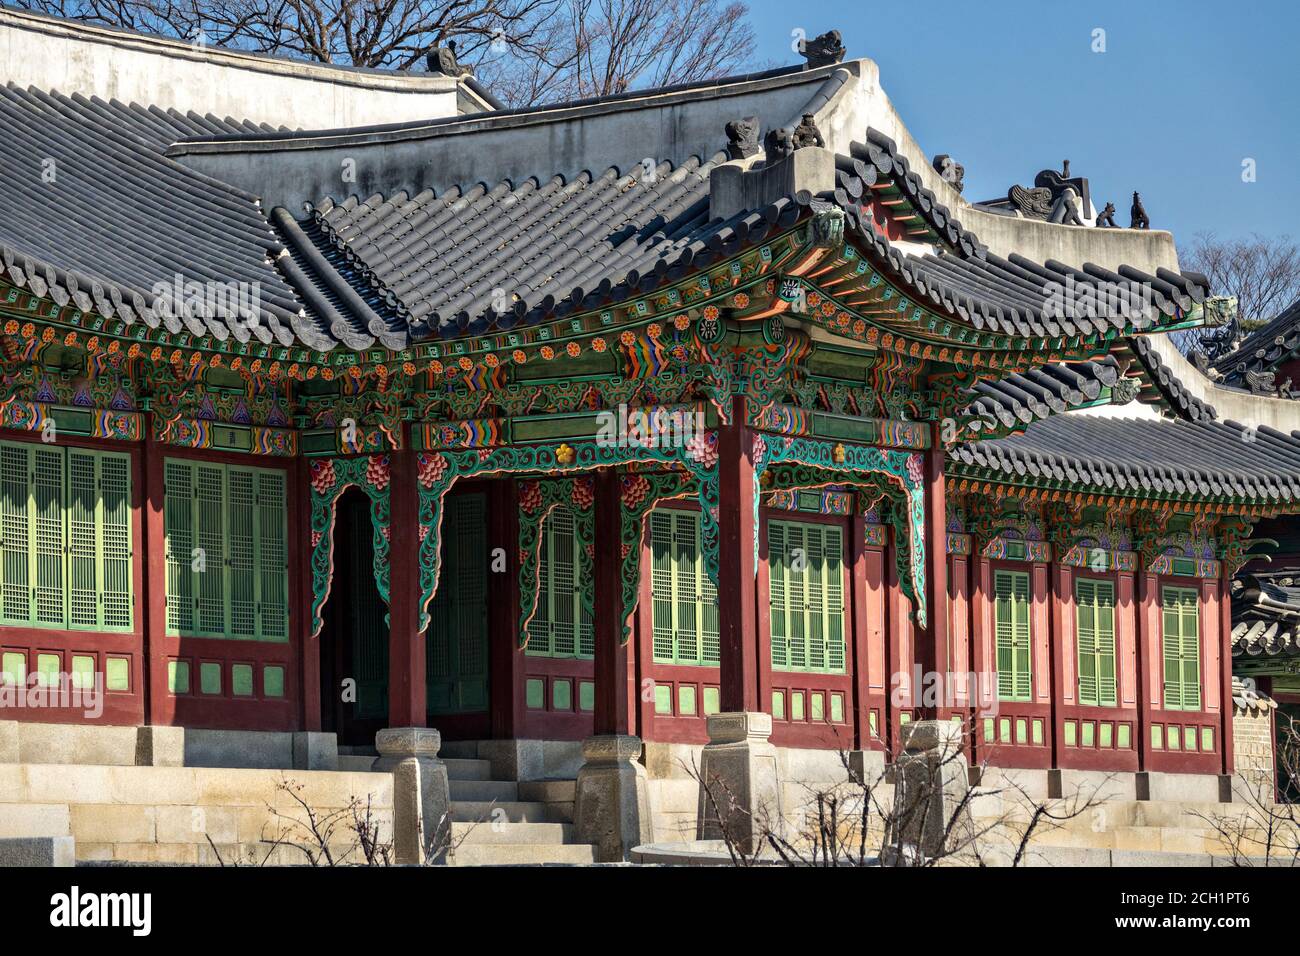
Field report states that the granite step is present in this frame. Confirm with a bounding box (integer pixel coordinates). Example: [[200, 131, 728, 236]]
[[450, 800, 570, 824], [449, 779, 520, 802], [451, 821, 575, 845], [450, 843, 596, 866]]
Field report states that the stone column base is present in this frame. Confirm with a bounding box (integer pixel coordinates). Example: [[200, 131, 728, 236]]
[[372, 727, 451, 864], [892, 720, 970, 861], [696, 712, 780, 855], [574, 735, 652, 862]]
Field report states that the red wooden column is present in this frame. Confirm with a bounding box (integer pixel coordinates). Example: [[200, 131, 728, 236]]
[[850, 514, 870, 748], [386, 429, 426, 727], [489, 478, 521, 739], [1218, 566, 1235, 776], [1135, 570, 1157, 770], [592, 466, 632, 734], [141, 415, 167, 726], [919, 422, 949, 717], [716, 394, 759, 714], [294, 453, 321, 731], [1048, 561, 1069, 769]]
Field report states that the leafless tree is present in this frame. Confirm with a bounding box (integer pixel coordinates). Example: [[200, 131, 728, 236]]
[[1183, 232, 1300, 325], [688, 719, 1110, 867], [17, 0, 756, 106], [475, 0, 757, 106]]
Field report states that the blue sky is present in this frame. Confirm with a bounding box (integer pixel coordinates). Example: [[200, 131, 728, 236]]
[[746, 0, 1295, 242]]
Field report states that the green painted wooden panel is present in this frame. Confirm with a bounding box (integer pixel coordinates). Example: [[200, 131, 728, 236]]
[[200, 661, 222, 695], [168, 660, 190, 695], [1076, 578, 1116, 707], [526, 508, 592, 660], [553, 678, 572, 711], [32, 447, 65, 626], [105, 656, 130, 692], [650, 509, 719, 667], [768, 520, 846, 674], [99, 453, 132, 630], [164, 459, 195, 633], [256, 471, 288, 641], [67, 450, 98, 628], [0, 443, 132, 632], [427, 494, 490, 715], [579, 680, 595, 712], [231, 663, 254, 696], [525, 678, 545, 709], [678, 684, 697, 716], [263, 665, 285, 698], [0, 444, 30, 624], [1161, 586, 1201, 710], [994, 570, 1032, 702], [703, 686, 720, 715], [164, 459, 287, 641], [70, 654, 94, 690]]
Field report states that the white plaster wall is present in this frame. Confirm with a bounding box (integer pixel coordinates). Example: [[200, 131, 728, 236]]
[[0, 6, 480, 131]]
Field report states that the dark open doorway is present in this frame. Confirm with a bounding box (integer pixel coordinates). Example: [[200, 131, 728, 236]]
[[319, 489, 389, 746]]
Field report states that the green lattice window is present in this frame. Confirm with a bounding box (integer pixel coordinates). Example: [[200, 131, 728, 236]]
[[768, 520, 845, 674], [1075, 577, 1117, 707], [527, 507, 593, 659], [650, 509, 719, 667], [1161, 586, 1201, 711], [994, 569, 1032, 702], [164, 459, 287, 641], [0, 441, 132, 631]]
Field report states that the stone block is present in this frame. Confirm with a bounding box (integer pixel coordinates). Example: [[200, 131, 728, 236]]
[[136, 726, 185, 767], [292, 731, 338, 771], [0, 836, 75, 866], [696, 713, 780, 853], [17, 723, 139, 766], [69, 804, 156, 844], [108, 766, 199, 806], [892, 719, 971, 859], [21, 764, 115, 805], [0, 802, 70, 838], [0, 720, 17, 763], [1136, 771, 1225, 804], [847, 748, 888, 787], [575, 734, 653, 862], [1047, 769, 1134, 803], [155, 804, 238, 844], [373, 727, 450, 864], [184, 729, 294, 769]]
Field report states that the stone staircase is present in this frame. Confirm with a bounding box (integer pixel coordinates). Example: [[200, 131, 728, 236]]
[[338, 743, 595, 865]]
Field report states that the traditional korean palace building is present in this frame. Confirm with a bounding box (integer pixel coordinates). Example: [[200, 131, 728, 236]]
[[2, 7, 1299, 845]]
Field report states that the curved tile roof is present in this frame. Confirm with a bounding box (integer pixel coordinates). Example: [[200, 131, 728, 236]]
[[1231, 573, 1300, 659], [0, 84, 318, 346], [1128, 335, 1218, 421], [950, 415, 1300, 504], [961, 358, 1121, 437], [303, 150, 737, 342], [1213, 297, 1300, 383], [0, 76, 1215, 357]]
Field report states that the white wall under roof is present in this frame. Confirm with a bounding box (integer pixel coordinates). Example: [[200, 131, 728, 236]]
[[0, 6, 486, 130]]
